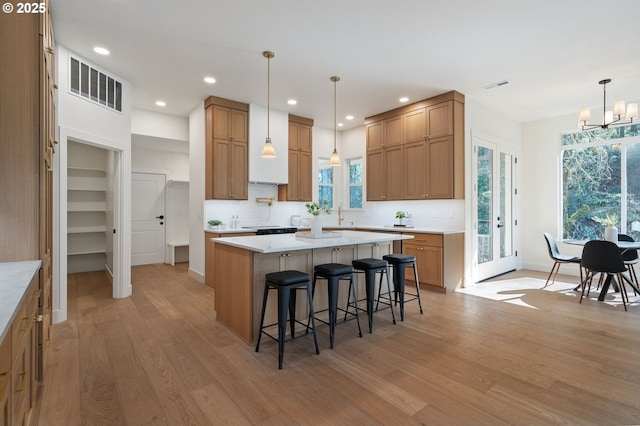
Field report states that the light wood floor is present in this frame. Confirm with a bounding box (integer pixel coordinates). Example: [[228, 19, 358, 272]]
[[33, 264, 640, 425]]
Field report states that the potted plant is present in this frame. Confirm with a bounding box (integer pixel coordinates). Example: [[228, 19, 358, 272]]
[[593, 213, 619, 242], [305, 201, 331, 236], [207, 219, 223, 230], [395, 210, 410, 226]]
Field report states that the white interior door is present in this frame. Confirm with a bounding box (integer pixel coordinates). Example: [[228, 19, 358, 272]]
[[473, 137, 517, 281], [131, 172, 166, 265]]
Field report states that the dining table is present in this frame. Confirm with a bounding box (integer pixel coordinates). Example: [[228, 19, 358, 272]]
[[563, 239, 640, 300]]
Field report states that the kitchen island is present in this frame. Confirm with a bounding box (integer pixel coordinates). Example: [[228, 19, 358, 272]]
[[212, 230, 412, 344]]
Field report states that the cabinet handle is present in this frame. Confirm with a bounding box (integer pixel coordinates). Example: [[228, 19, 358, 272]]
[[281, 253, 291, 257], [373, 243, 380, 247], [46, 46, 54, 54], [34, 315, 43, 323]]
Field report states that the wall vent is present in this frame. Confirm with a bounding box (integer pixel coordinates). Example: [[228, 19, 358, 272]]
[[69, 57, 122, 112]]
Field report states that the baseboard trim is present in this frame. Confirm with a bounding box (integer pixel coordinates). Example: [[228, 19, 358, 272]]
[[188, 268, 205, 283]]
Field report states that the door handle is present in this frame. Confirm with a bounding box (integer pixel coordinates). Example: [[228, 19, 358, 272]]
[[156, 215, 164, 219]]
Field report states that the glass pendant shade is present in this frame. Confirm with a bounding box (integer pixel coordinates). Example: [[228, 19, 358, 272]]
[[329, 149, 340, 166], [261, 51, 276, 158], [261, 137, 276, 158], [330, 76, 341, 167]]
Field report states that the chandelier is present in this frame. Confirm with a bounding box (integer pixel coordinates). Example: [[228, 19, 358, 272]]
[[579, 79, 638, 131]]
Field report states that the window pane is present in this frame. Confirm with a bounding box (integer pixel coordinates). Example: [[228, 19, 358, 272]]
[[349, 160, 362, 184], [349, 186, 362, 209], [627, 142, 640, 240], [318, 167, 333, 184], [319, 185, 333, 208], [562, 144, 621, 239]]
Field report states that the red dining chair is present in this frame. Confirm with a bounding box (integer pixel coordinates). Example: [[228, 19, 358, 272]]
[[580, 240, 630, 311], [543, 233, 582, 287]]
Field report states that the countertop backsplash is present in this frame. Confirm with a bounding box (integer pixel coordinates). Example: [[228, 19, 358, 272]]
[[204, 183, 464, 231]]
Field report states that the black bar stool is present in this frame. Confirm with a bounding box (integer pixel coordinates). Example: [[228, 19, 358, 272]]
[[311, 263, 362, 348], [381, 254, 423, 321], [255, 270, 320, 369], [348, 258, 396, 333]]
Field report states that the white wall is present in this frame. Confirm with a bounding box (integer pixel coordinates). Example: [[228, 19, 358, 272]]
[[248, 104, 288, 183], [189, 104, 206, 281], [131, 109, 189, 141], [55, 45, 133, 323], [521, 112, 583, 276]]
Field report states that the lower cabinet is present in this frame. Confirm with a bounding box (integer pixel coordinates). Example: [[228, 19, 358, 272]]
[[205, 231, 255, 288], [1, 271, 40, 426], [402, 232, 464, 292]]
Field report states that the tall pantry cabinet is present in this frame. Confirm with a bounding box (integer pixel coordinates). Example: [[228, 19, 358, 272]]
[[0, 0, 56, 421]]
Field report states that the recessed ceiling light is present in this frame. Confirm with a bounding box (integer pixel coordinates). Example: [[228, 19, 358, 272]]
[[345, 115, 354, 120], [399, 97, 409, 103], [338, 123, 344, 127], [93, 46, 110, 55], [204, 76, 216, 84], [287, 99, 297, 105], [155, 100, 166, 107]]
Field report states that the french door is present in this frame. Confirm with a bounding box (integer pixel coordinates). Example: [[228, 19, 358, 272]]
[[473, 136, 517, 281]]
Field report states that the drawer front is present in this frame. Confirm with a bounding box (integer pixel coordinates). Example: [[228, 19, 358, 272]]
[[404, 232, 442, 247]]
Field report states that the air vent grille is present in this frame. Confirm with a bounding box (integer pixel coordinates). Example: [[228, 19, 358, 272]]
[[69, 57, 122, 112]]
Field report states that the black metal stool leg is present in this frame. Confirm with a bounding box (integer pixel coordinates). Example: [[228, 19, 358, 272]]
[[384, 266, 396, 324], [365, 269, 376, 333], [277, 284, 291, 369], [412, 262, 423, 314], [306, 284, 320, 354], [255, 283, 270, 352], [350, 273, 363, 337]]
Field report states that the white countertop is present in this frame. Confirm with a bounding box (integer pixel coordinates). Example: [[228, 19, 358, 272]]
[[212, 230, 413, 253], [205, 225, 464, 235], [0, 260, 41, 342]]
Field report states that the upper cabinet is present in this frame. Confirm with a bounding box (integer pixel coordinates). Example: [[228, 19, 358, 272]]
[[365, 91, 464, 201], [205, 96, 249, 200], [278, 115, 313, 202]]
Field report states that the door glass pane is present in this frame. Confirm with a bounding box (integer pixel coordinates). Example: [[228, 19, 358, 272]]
[[627, 142, 640, 240], [499, 152, 513, 258], [477, 147, 493, 264]]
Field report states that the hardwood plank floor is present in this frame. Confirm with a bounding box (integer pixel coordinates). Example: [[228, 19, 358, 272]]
[[34, 264, 640, 425]]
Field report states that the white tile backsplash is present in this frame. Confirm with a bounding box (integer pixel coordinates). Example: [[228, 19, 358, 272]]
[[204, 183, 465, 230]]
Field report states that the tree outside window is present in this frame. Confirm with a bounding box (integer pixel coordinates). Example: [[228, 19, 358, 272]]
[[348, 158, 363, 208], [561, 125, 640, 240], [318, 165, 333, 208]]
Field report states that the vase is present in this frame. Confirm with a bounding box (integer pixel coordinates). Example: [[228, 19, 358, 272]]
[[311, 215, 323, 237], [398, 218, 406, 226], [604, 225, 618, 242]]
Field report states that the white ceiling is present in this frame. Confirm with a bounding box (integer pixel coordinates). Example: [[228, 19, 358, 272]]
[[51, 0, 640, 131]]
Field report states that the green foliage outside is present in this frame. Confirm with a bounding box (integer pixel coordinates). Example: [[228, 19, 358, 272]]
[[562, 124, 640, 240]]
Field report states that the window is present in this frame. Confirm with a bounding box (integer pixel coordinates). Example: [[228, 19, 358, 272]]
[[348, 158, 363, 208], [561, 125, 640, 240], [318, 163, 333, 208]]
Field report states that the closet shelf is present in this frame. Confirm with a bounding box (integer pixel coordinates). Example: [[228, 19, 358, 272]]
[[67, 226, 107, 234]]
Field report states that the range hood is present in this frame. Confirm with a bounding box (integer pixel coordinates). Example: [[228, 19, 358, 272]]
[[248, 104, 288, 184]]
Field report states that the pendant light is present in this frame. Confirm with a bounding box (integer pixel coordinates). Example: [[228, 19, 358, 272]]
[[329, 76, 341, 167], [579, 79, 638, 131], [261, 51, 276, 158]]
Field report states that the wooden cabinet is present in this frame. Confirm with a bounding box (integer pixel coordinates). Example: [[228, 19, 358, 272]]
[[205, 97, 249, 200], [401, 232, 464, 292], [365, 91, 464, 200], [278, 115, 313, 202], [0, 270, 40, 426], [0, 0, 54, 389], [205, 231, 255, 288]]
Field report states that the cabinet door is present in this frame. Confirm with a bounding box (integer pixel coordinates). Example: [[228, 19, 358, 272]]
[[212, 139, 231, 199], [384, 115, 404, 146], [366, 121, 384, 150], [287, 150, 300, 200], [230, 109, 248, 143], [404, 141, 428, 199], [230, 141, 248, 200], [298, 150, 313, 201], [298, 124, 312, 152], [212, 105, 231, 140], [404, 108, 427, 144], [426, 136, 454, 199], [384, 144, 404, 200], [366, 149, 385, 200], [427, 101, 453, 138], [205, 234, 216, 288]]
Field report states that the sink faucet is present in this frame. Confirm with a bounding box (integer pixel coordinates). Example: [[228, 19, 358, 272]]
[[337, 206, 344, 226]]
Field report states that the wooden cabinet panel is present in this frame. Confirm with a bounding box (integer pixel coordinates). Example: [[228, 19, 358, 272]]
[[366, 149, 385, 200], [426, 136, 454, 199], [366, 121, 384, 150], [402, 232, 463, 292], [404, 108, 427, 144], [205, 98, 249, 200], [427, 101, 453, 138], [404, 141, 428, 199], [205, 232, 255, 288], [280, 118, 313, 201], [384, 115, 404, 146], [384, 144, 404, 200]]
